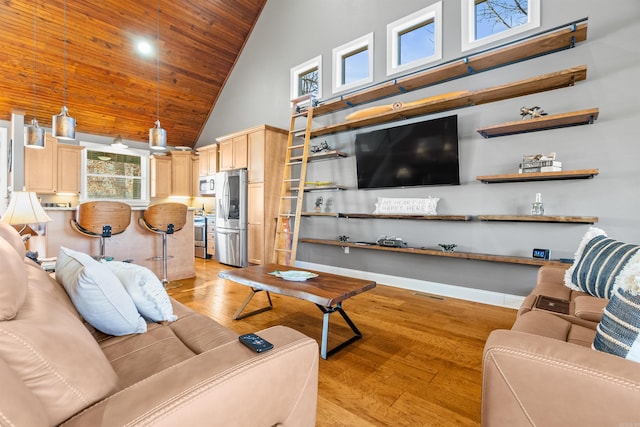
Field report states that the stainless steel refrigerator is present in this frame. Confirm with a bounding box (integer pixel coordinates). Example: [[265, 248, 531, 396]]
[[214, 168, 248, 267]]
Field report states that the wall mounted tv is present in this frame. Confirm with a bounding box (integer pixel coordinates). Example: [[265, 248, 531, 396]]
[[355, 115, 460, 189]]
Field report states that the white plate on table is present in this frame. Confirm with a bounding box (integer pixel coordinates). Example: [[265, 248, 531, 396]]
[[270, 270, 318, 281]]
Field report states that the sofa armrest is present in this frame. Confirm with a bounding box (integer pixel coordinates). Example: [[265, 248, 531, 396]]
[[483, 329, 640, 427], [61, 326, 318, 427]]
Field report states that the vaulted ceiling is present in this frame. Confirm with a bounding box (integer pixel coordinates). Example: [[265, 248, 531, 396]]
[[0, 0, 266, 148]]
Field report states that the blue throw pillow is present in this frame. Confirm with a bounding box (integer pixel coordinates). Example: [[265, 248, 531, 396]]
[[593, 261, 640, 362], [565, 227, 640, 299]]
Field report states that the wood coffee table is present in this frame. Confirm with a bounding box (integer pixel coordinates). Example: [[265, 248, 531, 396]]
[[219, 263, 376, 359]]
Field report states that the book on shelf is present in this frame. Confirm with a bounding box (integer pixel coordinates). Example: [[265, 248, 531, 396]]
[[519, 166, 563, 174], [520, 160, 562, 168]]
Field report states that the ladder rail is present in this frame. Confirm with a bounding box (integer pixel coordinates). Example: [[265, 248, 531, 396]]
[[272, 95, 315, 266]]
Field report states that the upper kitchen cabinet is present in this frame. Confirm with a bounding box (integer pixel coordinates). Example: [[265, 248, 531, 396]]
[[169, 151, 193, 197], [197, 144, 218, 176], [150, 155, 171, 198], [217, 133, 248, 171], [25, 133, 84, 194]]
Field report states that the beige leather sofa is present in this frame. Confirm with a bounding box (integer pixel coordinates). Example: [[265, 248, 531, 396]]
[[0, 223, 318, 426], [482, 265, 640, 426]]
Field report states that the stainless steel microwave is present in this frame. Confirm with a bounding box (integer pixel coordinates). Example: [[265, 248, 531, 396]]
[[199, 176, 215, 196]]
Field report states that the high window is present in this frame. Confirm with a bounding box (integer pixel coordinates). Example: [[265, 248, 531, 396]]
[[290, 55, 322, 103], [332, 33, 374, 94], [461, 0, 540, 51], [81, 142, 149, 204], [387, 3, 442, 76]]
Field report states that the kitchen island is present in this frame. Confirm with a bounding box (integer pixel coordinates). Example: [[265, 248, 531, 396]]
[[40, 207, 195, 281]]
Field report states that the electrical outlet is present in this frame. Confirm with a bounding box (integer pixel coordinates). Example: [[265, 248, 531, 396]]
[[344, 246, 349, 254]]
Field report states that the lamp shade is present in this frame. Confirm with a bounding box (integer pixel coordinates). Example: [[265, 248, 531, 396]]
[[149, 120, 167, 150], [52, 105, 76, 140], [1, 191, 51, 225], [25, 119, 45, 148]]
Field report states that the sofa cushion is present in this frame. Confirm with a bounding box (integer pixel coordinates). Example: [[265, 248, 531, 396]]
[[565, 227, 640, 298], [0, 221, 27, 257], [56, 247, 147, 336], [103, 261, 177, 322], [0, 236, 28, 320], [0, 275, 120, 425], [593, 261, 640, 362]]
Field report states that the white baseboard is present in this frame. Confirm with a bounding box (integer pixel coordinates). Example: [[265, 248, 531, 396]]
[[294, 261, 523, 310]]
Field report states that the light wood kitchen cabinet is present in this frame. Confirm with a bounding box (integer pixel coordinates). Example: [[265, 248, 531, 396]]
[[218, 134, 248, 171], [191, 156, 200, 197], [57, 144, 84, 194], [25, 133, 57, 193], [217, 125, 288, 264], [197, 144, 218, 176], [169, 151, 192, 197], [150, 155, 171, 198], [25, 133, 84, 194]]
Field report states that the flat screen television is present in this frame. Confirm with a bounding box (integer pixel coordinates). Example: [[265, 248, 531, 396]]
[[355, 115, 460, 189]]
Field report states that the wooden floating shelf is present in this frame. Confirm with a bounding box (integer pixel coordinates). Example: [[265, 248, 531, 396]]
[[477, 215, 598, 224], [477, 169, 599, 183], [302, 185, 347, 192], [290, 150, 347, 162], [313, 21, 588, 117], [301, 212, 472, 221], [299, 238, 567, 267], [477, 108, 599, 138], [310, 66, 588, 138]]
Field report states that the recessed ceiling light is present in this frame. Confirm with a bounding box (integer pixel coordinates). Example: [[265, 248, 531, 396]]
[[136, 39, 153, 57]]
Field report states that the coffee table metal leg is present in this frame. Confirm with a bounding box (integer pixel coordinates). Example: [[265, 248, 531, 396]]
[[316, 302, 363, 359], [233, 288, 273, 320]]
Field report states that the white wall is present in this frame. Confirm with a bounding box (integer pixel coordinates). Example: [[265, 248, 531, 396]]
[[198, 0, 640, 298]]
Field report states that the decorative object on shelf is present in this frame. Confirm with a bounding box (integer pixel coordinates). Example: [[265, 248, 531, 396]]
[[337, 235, 350, 243], [373, 197, 439, 215], [519, 153, 561, 173], [314, 196, 323, 212], [310, 141, 331, 153], [345, 91, 469, 121], [439, 244, 457, 253], [520, 106, 547, 119], [376, 236, 407, 248], [531, 193, 545, 216], [325, 198, 333, 212]]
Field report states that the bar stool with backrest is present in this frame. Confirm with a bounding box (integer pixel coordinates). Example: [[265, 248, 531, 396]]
[[70, 201, 132, 260], [139, 202, 188, 287]]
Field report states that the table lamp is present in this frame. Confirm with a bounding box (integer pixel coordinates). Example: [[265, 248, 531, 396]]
[[1, 191, 52, 236]]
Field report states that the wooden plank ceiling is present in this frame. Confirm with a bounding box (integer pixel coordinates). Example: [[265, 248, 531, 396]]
[[0, 0, 266, 148]]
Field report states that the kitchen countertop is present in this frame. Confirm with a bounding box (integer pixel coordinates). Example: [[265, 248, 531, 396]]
[[43, 206, 199, 211]]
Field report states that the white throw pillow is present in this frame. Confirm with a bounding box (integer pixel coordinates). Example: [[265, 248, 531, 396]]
[[55, 247, 147, 336], [103, 261, 177, 322]]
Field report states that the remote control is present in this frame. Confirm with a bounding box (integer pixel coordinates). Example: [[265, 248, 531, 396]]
[[238, 333, 274, 353]]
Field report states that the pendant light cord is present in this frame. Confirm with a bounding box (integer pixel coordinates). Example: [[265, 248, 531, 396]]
[[63, 0, 67, 107], [32, 1, 38, 119], [156, 0, 160, 123]]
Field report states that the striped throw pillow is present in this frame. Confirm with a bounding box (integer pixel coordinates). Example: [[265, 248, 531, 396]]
[[593, 260, 640, 362], [565, 227, 640, 299]]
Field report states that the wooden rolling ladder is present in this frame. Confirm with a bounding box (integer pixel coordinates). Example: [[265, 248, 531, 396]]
[[272, 94, 316, 266]]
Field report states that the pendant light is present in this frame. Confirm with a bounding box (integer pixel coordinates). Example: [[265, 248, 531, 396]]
[[52, 0, 76, 140], [111, 135, 128, 148], [149, 0, 167, 150], [25, 0, 44, 149]]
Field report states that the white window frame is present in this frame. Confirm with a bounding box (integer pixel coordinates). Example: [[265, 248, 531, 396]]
[[387, 2, 442, 76], [290, 55, 322, 105], [461, 0, 540, 51], [332, 32, 374, 94], [80, 141, 150, 206]]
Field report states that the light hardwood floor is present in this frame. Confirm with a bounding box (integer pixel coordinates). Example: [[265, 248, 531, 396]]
[[169, 258, 517, 426]]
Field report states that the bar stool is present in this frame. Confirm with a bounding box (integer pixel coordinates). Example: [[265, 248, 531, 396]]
[[139, 202, 187, 287], [70, 201, 131, 260]]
